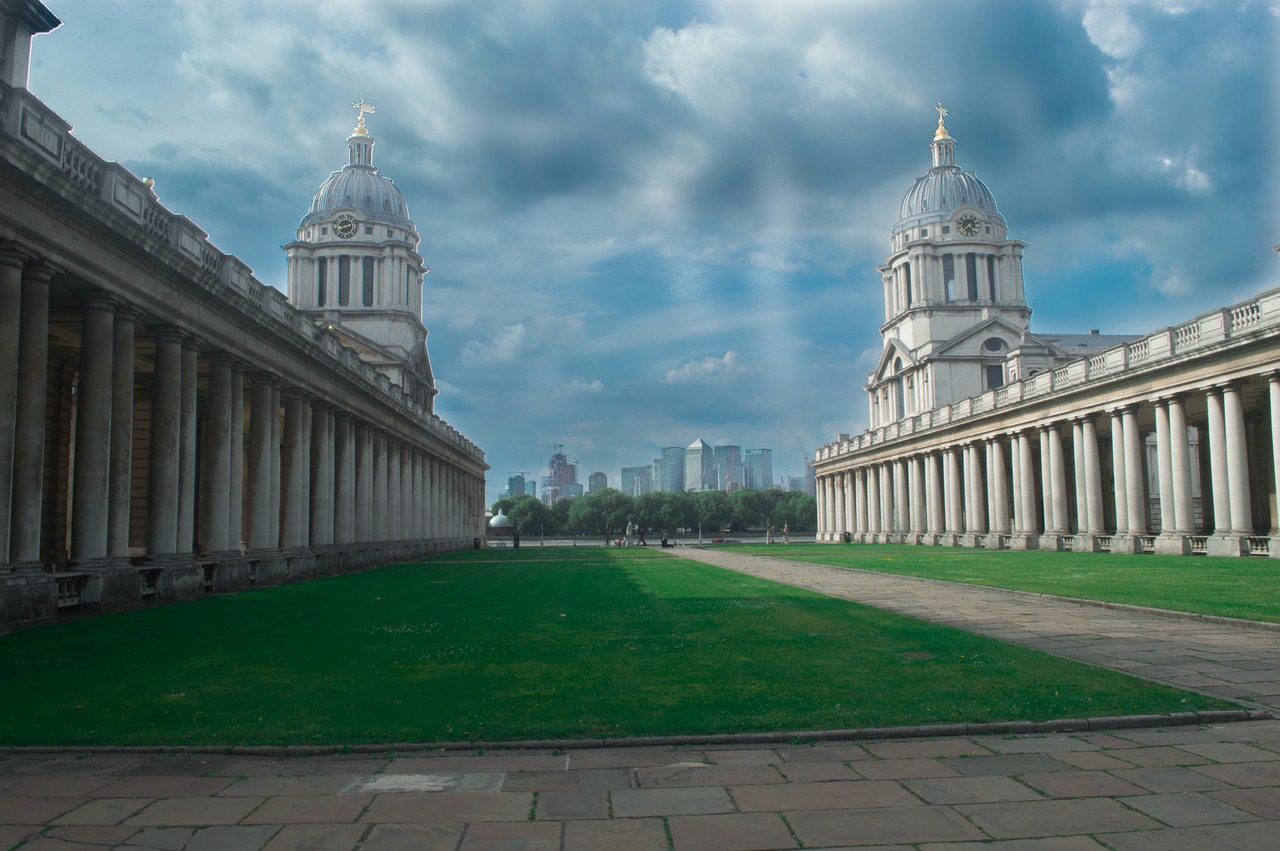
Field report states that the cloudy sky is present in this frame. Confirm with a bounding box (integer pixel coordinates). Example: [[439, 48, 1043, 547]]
[[30, 0, 1277, 505]]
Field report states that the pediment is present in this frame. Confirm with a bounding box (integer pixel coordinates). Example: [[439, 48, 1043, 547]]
[[870, 338, 916, 384], [932, 316, 1030, 359]]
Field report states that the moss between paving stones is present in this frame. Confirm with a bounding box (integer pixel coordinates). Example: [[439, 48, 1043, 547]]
[[0, 549, 1233, 747], [755, 544, 1280, 624]]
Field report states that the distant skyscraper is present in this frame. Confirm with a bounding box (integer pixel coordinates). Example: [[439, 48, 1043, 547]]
[[685, 438, 713, 492], [712, 445, 744, 491], [588, 471, 607, 493], [542, 445, 578, 504], [745, 448, 774, 491], [660, 447, 685, 493], [507, 473, 525, 500], [622, 466, 653, 496], [526, 480, 536, 497]]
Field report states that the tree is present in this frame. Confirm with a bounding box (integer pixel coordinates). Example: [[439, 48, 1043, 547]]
[[729, 489, 769, 530], [695, 490, 731, 537], [633, 492, 666, 533], [567, 488, 634, 541], [505, 494, 550, 536], [660, 491, 698, 534]]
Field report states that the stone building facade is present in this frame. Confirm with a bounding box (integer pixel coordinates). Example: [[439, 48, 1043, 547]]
[[815, 108, 1280, 558], [0, 1, 488, 627]]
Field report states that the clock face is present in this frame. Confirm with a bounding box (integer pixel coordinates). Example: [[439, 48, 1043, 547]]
[[956, 214, 981, 237], [334, 214, 358, 239]]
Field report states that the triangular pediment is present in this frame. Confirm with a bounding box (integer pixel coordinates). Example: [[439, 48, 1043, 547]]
[[870, 337, 916, 384], [932, 315, 1029, 358]]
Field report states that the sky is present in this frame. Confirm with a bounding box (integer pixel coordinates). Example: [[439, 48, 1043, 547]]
[[28, 0, 1278, 507]]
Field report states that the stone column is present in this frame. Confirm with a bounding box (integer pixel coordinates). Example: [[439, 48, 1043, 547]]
[[1071, 420, 1087, 535], [1269, 374, 1280, 558], [1168, 395, 1193, 535], [269, 384, 282, 549], [280, 392, 309, 549], [1018, 430, 1038, 544], [989, 438, 1009, 540], [1083, 416, 1104, 533], [146, 328, 183, 557], [10, 261, 54, 566], [373, 433, 387, 542], [387, 440, 401, 540], [355, 422, 371, 543], [228, 364, 245, 553], [1223, 381, 1252, 538], [1010, 434, 1023, 534], [1048, 425, 1067, 539], [310, 403, 331, 546], [246, 374, 275, 551], [198, 355, 234, 555], [107, 309, 137, 559], [0, 247, 24, 564], [1122, 406, 1147, 539], [927, 452, 944, 542], [944, 448, 962, 542], [968, 443, 986, 539], [1038, 428, 1054, 542], [894, 459, 909, 542], [854, 469, 867, 541], [865, 463, 880, 539], [880, 464, 894, 540], [1157, 399, 1172, 537], [400, 446, 413, 539], [1109, 410, 1129, 537], [333, 414, 352, 545], [70, 296, 115, 564], [176, 338, 199, 554], [815, 475, 828, 540], [910, 456, 926, 543]]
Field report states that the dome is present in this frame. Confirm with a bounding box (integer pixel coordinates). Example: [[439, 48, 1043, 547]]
[[298, 111, 416, 234], [892, 106, 1005, 236], [489, 509, 513, 529], [304, 167, 412, 225], [897, 168, 998, 223]]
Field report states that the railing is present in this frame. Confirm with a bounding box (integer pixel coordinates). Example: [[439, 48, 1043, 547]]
[[55, 573, 87, 608], [1062, 537, 1074, 552], [1189, 536, 1208, 554], [1097, 536, 1112, 552], [1248, 537, 1271, 556], [1, 85, 486, 465], [1138, 536, 1157, 554], [817, 284, 1280, 464]]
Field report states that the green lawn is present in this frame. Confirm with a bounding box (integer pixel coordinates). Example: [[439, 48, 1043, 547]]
[[0, 548, 1231, 747], [753, 544, 1280, 623]]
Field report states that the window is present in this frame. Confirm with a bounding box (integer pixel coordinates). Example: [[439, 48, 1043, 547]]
[[316, 258, 327, 306], [985, 364, 1005, 389], [983, 338, 1005, 353], [987, 255, 997, 300], [943, 254, 956, 301], [338, 255, 351, 306], [321, 226, 328, 235], [942, 225, 951, 234], [920, 228, 928, 237], [965, 253, 978, 300], [903, 262, 912, 306], [362, 257, 375, 306], [365, 226, 374, 236]]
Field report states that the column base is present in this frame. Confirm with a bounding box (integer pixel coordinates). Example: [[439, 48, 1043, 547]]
[[1154, 534, 1191, 556], [1072, 535, 1100, 553], [1039, 534, 1066, 552], [983, 532, 1007, 550], [937, 533, 961, 547], [959, 533, 982, 548], [1109, 535, 1141, 555], [902, 533, 922, 546], [0, 570, 58, 626], [1206, 535, 1248, 557], [1009, 534, 1040, 551]]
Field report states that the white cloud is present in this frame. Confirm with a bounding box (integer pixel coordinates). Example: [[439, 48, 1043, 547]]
[[664, 351, 755, 384]]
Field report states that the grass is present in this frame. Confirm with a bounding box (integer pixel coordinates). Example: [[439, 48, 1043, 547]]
[[750, 543, 1280, 623], [0, 548, 1232, 747]]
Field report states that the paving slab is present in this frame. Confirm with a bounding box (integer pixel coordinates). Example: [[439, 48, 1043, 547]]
[[358, 823, 464, 851], [1116, 791, 1260, 827], [260, 823, 367, 851], [667, 812, 798, 850], [955, 798, 1162, 839]]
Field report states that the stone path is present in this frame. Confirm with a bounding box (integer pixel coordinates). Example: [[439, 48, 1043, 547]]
[[2, 549, 1280, 850], [675, 547, 1280, 713]]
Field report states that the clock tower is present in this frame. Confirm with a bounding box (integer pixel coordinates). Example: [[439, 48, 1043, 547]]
[[866, 105, 1031, 428], [284, 102, 436, 410]]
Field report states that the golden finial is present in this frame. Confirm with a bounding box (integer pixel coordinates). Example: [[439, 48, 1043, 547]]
[[351, 97, 376, 136], [934, 99, 952, 141]]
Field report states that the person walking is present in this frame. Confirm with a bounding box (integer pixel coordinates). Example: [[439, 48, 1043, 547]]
[[783, 523, 790, 544]]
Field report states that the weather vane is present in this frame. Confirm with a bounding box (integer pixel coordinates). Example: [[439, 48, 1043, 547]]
[[936, 100, 948, 122], [351, 97, 376, 134]]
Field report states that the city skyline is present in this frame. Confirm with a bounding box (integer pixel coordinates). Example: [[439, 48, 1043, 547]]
[[29, 0, 1276, 507]]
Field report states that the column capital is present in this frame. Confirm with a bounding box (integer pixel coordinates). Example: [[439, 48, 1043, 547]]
[[22, 258, 58, 282], [0, 242, 29, 268]]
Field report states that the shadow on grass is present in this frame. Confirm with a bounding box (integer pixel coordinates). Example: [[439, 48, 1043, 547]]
[[0, 548, 1232, 746]]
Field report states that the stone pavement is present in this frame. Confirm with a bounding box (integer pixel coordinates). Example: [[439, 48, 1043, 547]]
[[3, 549, 1280, 850]]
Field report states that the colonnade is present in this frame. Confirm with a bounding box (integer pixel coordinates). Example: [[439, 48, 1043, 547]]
[[0, 244, 486, 625], [817, 378, 1280, 557]]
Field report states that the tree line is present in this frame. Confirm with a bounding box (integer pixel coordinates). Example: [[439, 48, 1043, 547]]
[[491, 487, 817, 541]]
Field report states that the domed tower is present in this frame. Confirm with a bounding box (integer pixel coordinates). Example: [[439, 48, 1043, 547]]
[[284, 101, 436, 410], [866, 104, 1030, 428]]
